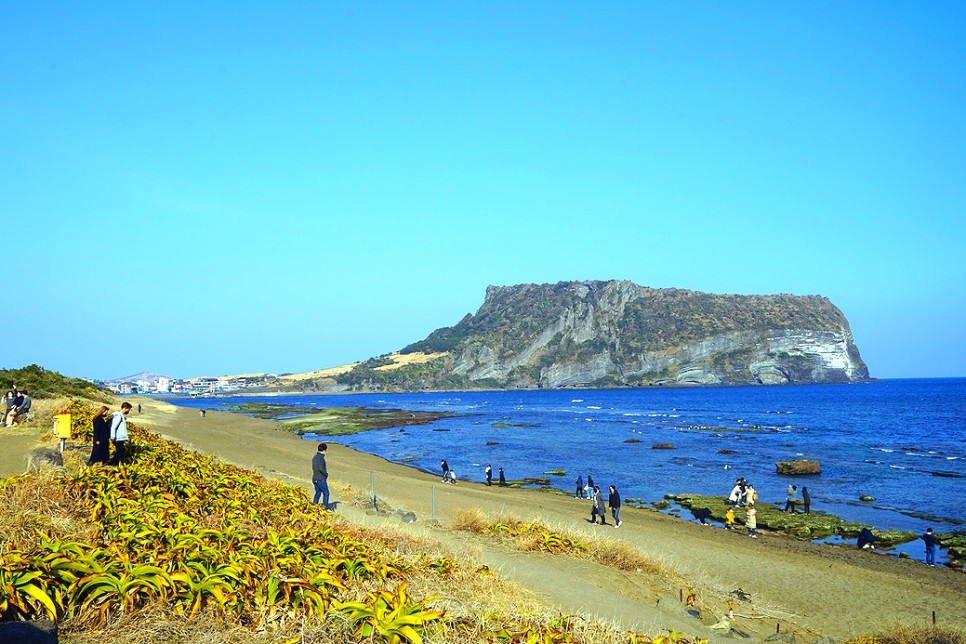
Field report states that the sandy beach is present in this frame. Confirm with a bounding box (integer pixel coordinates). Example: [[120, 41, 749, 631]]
[[5, 398, 966, 641]]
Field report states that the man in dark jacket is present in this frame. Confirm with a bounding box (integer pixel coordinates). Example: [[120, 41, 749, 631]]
[[608, 485, 622, 527], [312, 443, 330, 509]]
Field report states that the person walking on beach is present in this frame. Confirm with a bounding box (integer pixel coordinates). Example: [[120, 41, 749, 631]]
[[608, 485, 622, 527], [498, 467, 507, 487], [590, 486, 607, 525], [725, 506, 736, 530], [87, 406, 111, 466], [802, 486, 811, 515], [485, 464, 493, 486], [107, 402, 132, 466], [745, 483, 758, 538], [311, 443, 330, 509], [784, 485, 798, 513], [922, 528, 939, 566], [440, 459, 449, 483], [575, 475, 584, 498], [587, 474, 594, 493]]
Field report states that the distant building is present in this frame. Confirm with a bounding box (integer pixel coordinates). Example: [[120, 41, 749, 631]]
[[156, 377, 171, 393]]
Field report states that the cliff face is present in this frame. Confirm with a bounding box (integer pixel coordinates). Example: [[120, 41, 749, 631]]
[[343, 280, 870, 390]]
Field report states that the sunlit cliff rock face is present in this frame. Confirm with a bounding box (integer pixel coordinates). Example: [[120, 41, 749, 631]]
[[337, 280, 870, 390]]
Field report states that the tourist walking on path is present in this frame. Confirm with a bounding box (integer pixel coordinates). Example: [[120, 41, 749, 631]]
[[801, 486, 811, 515], [575, 475, 584, 498], [498, 467, 507, 487], [590, 486, 607, 525], [87, 406, 111, 466], [440, 459, 449, 482], [312, 443, 330, 509], [485, 464, 493, 486], [922, 528, 940, 566], [784, 485, 798, 513], [745, 483, 758, 538], [608, 485, 622, 527], [107, 402, 132, 466]]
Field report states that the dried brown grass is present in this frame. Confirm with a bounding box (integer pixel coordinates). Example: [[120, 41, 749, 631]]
[[452, 507, 668, 577], [844, 624, 966, 644], [0, 466, 94, 550]]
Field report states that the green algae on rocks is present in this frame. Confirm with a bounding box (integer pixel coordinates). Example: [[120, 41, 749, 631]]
[[221, 403, 455, 436], [665, 493, 917, 546]]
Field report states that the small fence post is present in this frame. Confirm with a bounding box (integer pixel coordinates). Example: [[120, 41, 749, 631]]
[[370, 471, 376, 508]]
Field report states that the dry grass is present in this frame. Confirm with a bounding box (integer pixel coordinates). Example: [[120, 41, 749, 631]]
[[0, 465, 95, 550], [591, 538, 665, 576], [843, 625, 966, 644], [452, 507, 488, 533], [452, 507, 667, 577], [372, 352, 448, 372]]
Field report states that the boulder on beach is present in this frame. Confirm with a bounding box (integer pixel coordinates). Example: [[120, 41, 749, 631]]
[[775, 459, 821, 475], [24, 448, 63, 471]]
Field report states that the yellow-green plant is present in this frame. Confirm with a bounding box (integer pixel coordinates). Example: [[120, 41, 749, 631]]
[[338, 581, 443, 643]]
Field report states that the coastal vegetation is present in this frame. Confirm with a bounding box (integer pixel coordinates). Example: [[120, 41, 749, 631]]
[[1, 401, 714, 643], [452, 509, 666, 577], [0, 365, 111, 401]]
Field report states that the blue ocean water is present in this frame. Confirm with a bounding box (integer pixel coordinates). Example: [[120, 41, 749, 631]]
[[169, 378, 966, 535]]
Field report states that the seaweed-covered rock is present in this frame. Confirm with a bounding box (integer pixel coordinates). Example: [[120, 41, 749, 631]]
[[776, 459, 821, 475]]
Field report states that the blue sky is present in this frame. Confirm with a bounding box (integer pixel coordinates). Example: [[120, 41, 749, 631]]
[[3, 3, 964, 380]]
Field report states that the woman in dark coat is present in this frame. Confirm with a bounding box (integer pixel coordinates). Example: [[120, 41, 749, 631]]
[[88, 406, 111, 465]]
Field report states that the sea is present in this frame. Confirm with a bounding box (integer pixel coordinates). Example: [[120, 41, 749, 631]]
[[168, 378, 966, 540]]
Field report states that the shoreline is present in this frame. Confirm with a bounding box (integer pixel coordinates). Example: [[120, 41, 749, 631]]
[[4, 397, 965, 638], [170, 394, 966, 547], [120, 397, 966, 640]]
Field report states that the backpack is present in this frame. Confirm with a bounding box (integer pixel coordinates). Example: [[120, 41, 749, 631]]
[[753, 491, 759, 501]]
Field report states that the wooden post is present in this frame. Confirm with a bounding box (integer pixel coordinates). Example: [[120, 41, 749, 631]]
[[679, 589, 683, 602], [933, 611, 937, 625]]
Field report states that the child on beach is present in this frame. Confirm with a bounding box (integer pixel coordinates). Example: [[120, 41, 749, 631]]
[[725, 507, 735, 530]]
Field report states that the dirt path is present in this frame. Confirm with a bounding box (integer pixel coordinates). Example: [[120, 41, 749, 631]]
[[17, 399, 966, 641]]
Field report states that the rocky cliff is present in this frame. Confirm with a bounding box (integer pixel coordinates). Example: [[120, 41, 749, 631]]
[[335, 280, 870, 390]]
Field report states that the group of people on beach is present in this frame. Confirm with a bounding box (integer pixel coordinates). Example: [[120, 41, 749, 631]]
[[442, 460, 508, 486], [576, 474, 621, 527], [87, 402, 132, 466], [3, 388, 32, 427]]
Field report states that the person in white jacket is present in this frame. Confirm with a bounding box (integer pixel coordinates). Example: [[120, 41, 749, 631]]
[[108, 402, 132, 466]]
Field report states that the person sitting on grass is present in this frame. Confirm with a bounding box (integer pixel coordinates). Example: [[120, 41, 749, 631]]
[[5, 389, 30, 426]]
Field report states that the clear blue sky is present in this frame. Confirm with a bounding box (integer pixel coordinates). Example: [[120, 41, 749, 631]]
[[3, 3, 964, 380]]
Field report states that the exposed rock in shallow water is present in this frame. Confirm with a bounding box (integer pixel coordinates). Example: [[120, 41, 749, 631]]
[[776, 459, 821, 475]]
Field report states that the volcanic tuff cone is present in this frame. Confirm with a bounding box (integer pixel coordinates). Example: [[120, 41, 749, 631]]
[[331, 280, 870, 391]]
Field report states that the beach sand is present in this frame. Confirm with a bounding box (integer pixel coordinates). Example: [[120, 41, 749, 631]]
[[5, 398, 966, 640]]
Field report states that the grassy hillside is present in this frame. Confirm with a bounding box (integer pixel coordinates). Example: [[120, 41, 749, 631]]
[[0, 364, 112, 401]]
